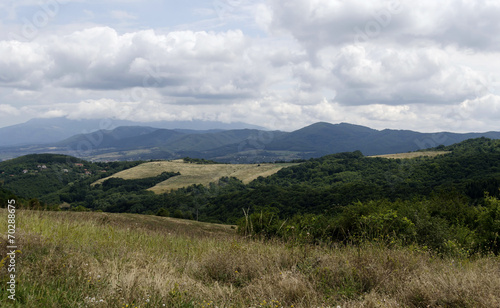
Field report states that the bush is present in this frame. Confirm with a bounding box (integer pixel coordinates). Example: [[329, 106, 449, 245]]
[[172, 209, 184, 219], [476, 195, 500, 254], [71, 205, 90, 212], [156, 208, 170, 217]]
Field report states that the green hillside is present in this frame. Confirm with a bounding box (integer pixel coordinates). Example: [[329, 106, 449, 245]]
[[2, 138, 500, 306], [1, 138, 500, 255], [0, 154, 143, 201]]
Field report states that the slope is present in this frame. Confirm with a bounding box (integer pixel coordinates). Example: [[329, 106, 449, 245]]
[[94, 159, 298, 194], [267, 122, 500, 156]]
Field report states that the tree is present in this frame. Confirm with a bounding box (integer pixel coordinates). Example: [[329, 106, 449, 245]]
[[156, 208, 170, 217]]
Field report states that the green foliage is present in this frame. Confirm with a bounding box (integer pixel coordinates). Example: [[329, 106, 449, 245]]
[[71, 205, 90, 212], [476, 195, 500, 254], [157, 208, 170, 217], [3, 138, 500, 255], [100, 172, 179, 192], [0, 154, 143, 201], [172, 209, 184, 219]]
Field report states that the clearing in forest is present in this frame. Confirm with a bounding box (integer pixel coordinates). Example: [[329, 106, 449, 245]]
[[94, 159, 298, 193], [369, 151, 451, 159]]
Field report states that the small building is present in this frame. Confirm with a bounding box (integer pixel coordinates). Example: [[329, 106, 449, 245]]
[[23, 170, 29, 174], [75, 163, 84, 167]]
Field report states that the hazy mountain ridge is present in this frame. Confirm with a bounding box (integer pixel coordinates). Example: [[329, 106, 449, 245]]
[[1, 120, 500, 162], [0, 118, 265, 147]]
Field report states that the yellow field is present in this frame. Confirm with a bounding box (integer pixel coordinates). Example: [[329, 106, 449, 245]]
[[369, 151, 451, 159], [94, 159, 298, 194]]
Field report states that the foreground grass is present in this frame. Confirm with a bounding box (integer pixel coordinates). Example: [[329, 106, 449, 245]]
[[1, 210, 500, 307]]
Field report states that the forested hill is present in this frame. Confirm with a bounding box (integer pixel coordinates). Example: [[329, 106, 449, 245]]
[[207, 139, 500, 220], [0, 154, 144, 202], [2, 138, 499, 220], [2, 138, 500, 254]]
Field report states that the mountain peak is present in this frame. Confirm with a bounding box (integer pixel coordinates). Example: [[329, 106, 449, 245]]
[[300, 122, 377, 133]]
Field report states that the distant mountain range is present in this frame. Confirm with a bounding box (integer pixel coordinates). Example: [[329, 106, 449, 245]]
[[0, 117, 264, 147], [1, 119, 500, 162]]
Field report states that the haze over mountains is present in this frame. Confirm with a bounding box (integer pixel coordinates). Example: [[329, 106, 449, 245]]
[[0, 117, 264, 147], [1, 118, 500, 162]]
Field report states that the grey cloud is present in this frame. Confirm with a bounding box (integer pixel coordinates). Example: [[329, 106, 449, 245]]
[[330, 45, 487, 105], [266, 0, 500, 51], [0, 27, 288, 101]]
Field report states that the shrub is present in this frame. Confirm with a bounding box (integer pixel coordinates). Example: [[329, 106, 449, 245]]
[[156, 208, 170, 217]]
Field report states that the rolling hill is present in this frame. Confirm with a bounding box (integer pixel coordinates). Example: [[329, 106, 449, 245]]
[[267, 122, 500, 156], [94, 159, 298, 194]]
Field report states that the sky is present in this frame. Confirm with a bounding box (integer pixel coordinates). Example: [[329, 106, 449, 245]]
[[0, 0, 499, 132]]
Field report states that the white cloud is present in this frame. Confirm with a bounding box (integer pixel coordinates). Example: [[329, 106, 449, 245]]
[[0, 1, 499, 134], [265, 0, 500, 51], [6, 27, 283, 102], [460, 94, 500, 121], [329, 45, 488, 105], [0, 104, 20, 116], [0, 40, 49, 89]]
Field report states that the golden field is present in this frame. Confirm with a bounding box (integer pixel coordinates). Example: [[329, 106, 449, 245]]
[[94, 160, 298, 194]]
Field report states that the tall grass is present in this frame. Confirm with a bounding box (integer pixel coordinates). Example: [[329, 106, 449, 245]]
[[1, 209, 500, 307]]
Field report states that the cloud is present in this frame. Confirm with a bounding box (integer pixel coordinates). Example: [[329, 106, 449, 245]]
[[460, 94, 500, 121], [0, 1, 499, 134], [0, 104, 20, 116], [0, 40, 49, 89], [330, 45, 488, 105], [0, 27, 294, 103], [264, 0, 500, 51]]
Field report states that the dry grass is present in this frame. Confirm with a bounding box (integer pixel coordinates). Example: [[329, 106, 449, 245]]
[[1, 209, 500, 307], [369, 151, 451, 159], [93, 160, 298, 194]]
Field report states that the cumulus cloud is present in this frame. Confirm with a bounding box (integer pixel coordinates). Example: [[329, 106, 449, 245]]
[[0, 27, 297, 104], [264, 0, 500, 51], [459, 94, 500, 121], [0, 40, 49, 89], [259, 0, 499, 107], [0, 0, 499, 133], [330, 45, 488, 105]]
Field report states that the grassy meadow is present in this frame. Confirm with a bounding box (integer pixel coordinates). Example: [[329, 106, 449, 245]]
[[368, 151, 451, 159], [93, 160, 298, 194], [1, 209, 500, 307]]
